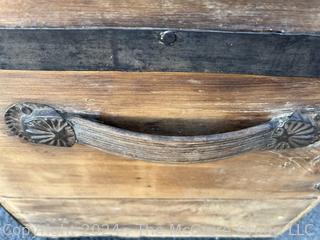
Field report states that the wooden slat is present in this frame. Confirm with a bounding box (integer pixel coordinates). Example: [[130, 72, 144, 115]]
[[0, 143, 319, 199], [0, 0, 319, 33], [1, 70, 320, 133], [0, 70, 319, 199], [1, 197, 318, 238], [0, 70, 319, 237]]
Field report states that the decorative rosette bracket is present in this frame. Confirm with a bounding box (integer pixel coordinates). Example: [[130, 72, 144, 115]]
[[5, 103, 76, 147], [268, 109, 320, 150]]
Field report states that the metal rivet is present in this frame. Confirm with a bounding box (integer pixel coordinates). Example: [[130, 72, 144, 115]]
[[160, 31, 177, 46]]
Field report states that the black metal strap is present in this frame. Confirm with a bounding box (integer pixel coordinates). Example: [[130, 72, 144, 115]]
[[0, 28, 319, 77]]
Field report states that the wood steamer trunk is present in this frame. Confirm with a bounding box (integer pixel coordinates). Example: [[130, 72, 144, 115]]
[[0, 0, 320, 238]]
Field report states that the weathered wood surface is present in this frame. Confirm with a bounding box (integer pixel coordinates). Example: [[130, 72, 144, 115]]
[[1, 198, 319, 238], [1, 29, 319, 77], [70, 115, 274, 162], [0, 0, 319, 33], [0, 70, 319, 237]]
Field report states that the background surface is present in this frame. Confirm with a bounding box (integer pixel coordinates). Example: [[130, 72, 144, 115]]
[[0, 204, 318, 240]]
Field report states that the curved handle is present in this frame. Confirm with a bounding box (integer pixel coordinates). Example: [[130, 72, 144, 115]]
[[4, 102, 320, 163]]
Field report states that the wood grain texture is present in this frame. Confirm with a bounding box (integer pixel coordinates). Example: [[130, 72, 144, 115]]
[[70, 116, 274, 162], [2, 70, 320, 135], [0, 70, 319, 237], [1, 197, 318, 238], [0, 142, 319, 200], [0, 0, 319, 33]]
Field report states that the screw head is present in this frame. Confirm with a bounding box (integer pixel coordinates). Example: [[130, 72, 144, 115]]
[[160, 31, 177, 46]]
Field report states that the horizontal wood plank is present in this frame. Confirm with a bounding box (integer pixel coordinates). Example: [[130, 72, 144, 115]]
[[0, 70, 319, 199], [1, 197, 318, 238], [0, 70, 319, 237], [0, 0, 319, 33]]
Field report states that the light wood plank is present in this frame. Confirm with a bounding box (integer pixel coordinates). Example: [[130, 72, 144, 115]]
[[0, 0, 319, 33], [1, 197, 318, 238], [0, 70, 319, 199], [0, 70, 319, 237]]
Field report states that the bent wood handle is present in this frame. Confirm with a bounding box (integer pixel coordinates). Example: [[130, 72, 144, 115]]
[[4, 102, 320, 163]]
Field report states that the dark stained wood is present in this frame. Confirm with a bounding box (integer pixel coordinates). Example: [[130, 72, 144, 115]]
[[1, 29, 319, 77], [0, 0, 319, 33]]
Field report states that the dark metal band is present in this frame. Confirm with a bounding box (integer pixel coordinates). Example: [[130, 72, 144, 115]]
[[0, 28, 319, 77]]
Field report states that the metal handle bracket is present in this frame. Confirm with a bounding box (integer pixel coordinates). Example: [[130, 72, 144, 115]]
[[4, 102, 320, 163]]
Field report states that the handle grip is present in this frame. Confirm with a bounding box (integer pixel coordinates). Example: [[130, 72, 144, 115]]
[[5, 102, 320, 163]]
